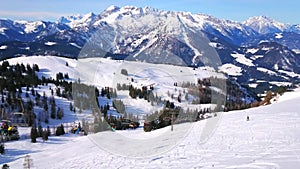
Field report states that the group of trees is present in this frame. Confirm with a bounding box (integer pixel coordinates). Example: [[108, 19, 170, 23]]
[[0, 61, 40, 93], [30, 123, 66, 143], [30, 125, 50, 143], [144, 105, 180, 132], [144, 96, 214, 132], [180, 77, 258, 112], [128, 85, 155, 101], [0, 61, 73, 127], [100, 87, 117, 99]]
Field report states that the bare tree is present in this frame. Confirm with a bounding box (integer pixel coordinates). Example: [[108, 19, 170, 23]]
[[23, 155, 33, 169]]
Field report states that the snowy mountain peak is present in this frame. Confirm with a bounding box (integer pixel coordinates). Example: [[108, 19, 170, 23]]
[[57, 12, 97, 29], [244, 16, 288, 34], [13, 20, 46, 33], [57, 14, 83, 25], [105, 5, 121, 12]]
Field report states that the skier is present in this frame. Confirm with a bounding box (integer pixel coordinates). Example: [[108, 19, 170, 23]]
[[78, 122, 81, 132], [72, 125, 78, 134], [7, 125, 12, 135], [247, 116, 250, 121]]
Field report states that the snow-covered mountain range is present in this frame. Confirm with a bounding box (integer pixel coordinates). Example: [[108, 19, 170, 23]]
[[0, 5, 300, 91]]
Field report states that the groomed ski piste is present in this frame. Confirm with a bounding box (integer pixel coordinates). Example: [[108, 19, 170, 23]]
[[0, 56, 300, 169]]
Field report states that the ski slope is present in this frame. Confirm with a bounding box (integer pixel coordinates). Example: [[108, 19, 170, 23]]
[[1, 87, 300, 168], [1, 56, 299, 168]]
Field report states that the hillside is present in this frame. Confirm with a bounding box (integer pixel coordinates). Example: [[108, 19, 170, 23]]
[[1, 85, 300, 168]]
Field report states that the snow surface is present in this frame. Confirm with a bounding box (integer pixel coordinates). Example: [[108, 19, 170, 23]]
[[0, 45, 7, 50], [44, 42, 57, 46], [269, 81, 292, 87], [292, 49, 300, 54], [70, 43, 81, 49], [218, 64, 242, 76], [278, 70, 300, 78], [246, 48, 259, 54], [5, 56, 77, 80], [1, 56, 300, 168], [15, 20, 45, 34], [231, 53, 254, 67], [250, 55, 264, 61], [248, 83, 258, 88], [208, 42, 218, 48], [0, 28, 7, 35], [1, 87, 300, 168], [257, 67, 277, 76], [275, 33, 283, 39]]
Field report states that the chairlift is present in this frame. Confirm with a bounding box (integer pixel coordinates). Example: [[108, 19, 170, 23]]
[[10, 99, 29, 127], [10, 112, 29, 127]]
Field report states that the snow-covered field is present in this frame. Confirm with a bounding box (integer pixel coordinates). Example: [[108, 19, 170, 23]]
[[1, 56, 300, 168]]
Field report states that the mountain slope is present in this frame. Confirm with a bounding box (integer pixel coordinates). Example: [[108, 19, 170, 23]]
[[0, 5, 300, 94]]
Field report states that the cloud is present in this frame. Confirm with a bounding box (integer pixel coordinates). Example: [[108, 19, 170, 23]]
[[0, 11, 72, 21]]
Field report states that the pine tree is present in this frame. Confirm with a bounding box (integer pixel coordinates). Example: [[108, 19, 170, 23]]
[[42, 129, 48, 141], [43, 101, 48, 112], [0, 143, 4, 154], [55, 124, 65, 136], [30, 126, 38, 143], [55, 126, 62, 136], [38, 125, 43, 137], [64, 73, 69, 79], [33, 64, 39, 72], [69, 102, 73, 111], [185, 93, 189, 101], [47, 126, 51, 136], [58, 108, 64, 119], [61, 124, 65, 135], [50, 102, 56, 119], [31, 88, 35, 96]]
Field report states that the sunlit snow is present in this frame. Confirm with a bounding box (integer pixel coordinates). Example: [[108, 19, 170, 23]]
[[45, 42, 57, 46], [219, 63, 242, 76], [231, 53, 254, 67], [0, 45, 8, 50]]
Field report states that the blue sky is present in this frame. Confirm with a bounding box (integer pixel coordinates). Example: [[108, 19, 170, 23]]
[[0, 0, 299, 24]]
